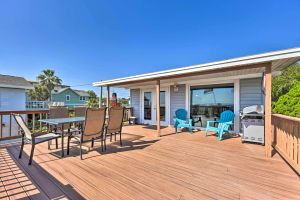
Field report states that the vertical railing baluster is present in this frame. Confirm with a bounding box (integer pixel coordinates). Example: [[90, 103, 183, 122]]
[[40, 113, 42, 132], [0, 115, 2, 139], [9, 113, 12, 137], [32, 113, 36, 132]]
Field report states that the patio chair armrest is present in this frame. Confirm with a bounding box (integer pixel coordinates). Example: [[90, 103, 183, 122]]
[[31, 132, 46, 138]]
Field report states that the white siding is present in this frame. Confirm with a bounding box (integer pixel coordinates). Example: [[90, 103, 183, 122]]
[[0, 88, 26, 137], [240, 78, 264, 109], [130, 89, 141, 123], [170, 84, 186, 125]]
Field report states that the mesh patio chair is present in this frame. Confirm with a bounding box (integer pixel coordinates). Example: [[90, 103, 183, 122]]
[[13, 114, 60, 165], [74, 106, 87, 130], [106, 107, 125, 146], [49, 106, 79, 148], [74, 106, 87, 117], [67, 107, 107, 159]]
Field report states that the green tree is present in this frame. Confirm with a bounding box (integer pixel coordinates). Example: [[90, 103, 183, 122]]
[[272, 64, 300, 101], [86, 90, 99, 108], [118, 98, 130, 107], [28, 85, 49, 101], [37, 69, 62, 101], [86, 98, 99, 108], [87, 90, 97, 98], [273, 83, 300, 118]]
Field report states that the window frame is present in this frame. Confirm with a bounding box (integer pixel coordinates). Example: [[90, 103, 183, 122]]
[[66, 95, 70, 101], [80, 96, 86, 101]]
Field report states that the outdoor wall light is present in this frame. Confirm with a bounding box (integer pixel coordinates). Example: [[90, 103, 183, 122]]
[[173, 84, 179, 92]]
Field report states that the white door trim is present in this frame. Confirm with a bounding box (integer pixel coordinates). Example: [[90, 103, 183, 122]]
[[140, 87, 170, 126]]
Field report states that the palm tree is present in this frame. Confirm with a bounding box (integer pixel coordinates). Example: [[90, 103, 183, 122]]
[[28, 85, 49, 101], [37, 69, 62, 101]]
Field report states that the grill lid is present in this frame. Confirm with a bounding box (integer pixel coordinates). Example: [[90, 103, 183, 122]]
[[241, 105, 264, 118]]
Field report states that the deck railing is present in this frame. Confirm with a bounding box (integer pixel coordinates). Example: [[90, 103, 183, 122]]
[[0, 107, 134, 140], [26, 101, 49, 109], [0, 109, 49, 140], [272, 114, 300, 174]]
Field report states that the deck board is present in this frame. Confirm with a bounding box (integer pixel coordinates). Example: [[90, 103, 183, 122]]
[[1, 125, 300, 200]]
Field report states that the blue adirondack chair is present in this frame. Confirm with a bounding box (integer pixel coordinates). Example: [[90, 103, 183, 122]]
[[205, 110, 234, 140], [173, 109, 193, 134]]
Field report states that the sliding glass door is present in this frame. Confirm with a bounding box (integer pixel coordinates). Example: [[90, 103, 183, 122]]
[[190, 84, 234, 128]]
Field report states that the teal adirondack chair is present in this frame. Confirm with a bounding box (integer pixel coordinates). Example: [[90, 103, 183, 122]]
[[173, 109, 193, 134], [205, 110, 234, 140]]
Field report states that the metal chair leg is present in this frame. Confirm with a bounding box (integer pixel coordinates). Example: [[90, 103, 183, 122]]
[[110, 133, 112, 142], [119, 132, 122, 146], [55, 138, 58, 149], [67, 136, 71, 155], [80, 142, 83, 160], [19, 138, 24, 159], [28, 145, 35, 165], [91, 139, 94, 148]]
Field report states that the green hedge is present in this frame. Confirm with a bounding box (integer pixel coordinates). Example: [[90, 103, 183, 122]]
[[272, 83, 300, 118]]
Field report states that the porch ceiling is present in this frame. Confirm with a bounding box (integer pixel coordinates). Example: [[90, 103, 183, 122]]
[[93, 47, 300, 88]]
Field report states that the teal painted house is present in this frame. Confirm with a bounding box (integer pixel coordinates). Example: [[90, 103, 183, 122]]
[[51, 88, 90, 108]]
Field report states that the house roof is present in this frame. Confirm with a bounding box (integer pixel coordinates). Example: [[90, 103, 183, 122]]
[[93, 47, 300, 87], [51, 87, 90, 96], [73, 89, 90, 97], [0, 74, 33, 89]]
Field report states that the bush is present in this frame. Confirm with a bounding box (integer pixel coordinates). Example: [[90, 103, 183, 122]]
[[272, 64, 300, 101], [272, 83, 300, 117]]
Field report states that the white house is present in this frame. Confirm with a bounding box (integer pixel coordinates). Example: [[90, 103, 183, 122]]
[[0, 74, 32, 137], [93, 47, 300, 147]]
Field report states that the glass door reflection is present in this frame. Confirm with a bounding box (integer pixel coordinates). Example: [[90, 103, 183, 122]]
[[160, 91, 166, 121], [144, 92, 152, 120]]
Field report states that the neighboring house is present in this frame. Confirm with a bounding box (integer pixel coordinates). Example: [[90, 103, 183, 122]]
[[26, 81, 71, 109], [26, 81, 90, 109], [93, 47, 300, 134], [0, 74, 32, 137], [51, 87, 90, 108]]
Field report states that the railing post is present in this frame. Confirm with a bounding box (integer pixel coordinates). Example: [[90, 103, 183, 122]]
[[99, 86, 103, 108], [106, 86, 110, 108], [265, 62, 272, 158], [156, 79, 161, 136]]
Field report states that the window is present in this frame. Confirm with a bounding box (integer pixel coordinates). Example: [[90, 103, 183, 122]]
[[190, 84, 234, 127], [80, 96, 86, 101], [66, 95, 70, 101]]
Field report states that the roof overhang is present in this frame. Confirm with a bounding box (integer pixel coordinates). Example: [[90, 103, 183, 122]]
[[93, 47, 300, 87], [0, 84, 33, 90]]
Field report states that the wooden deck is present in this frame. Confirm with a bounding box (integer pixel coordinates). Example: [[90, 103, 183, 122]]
[[1, 125, 300, 200]]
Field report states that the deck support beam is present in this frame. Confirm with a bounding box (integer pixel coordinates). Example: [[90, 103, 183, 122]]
[[99, 86, 103, 108], [156, 80, 161, 136], [106, 86, 110, 108], [265, 62, 272, 158]]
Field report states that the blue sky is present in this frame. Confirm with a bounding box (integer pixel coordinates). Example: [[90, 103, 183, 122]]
[[0, 0, 299, 97]]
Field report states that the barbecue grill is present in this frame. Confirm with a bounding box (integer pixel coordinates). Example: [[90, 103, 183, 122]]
[[240, 105, 265, 144]]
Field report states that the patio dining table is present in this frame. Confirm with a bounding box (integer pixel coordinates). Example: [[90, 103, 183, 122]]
[[39, 117, 85, 157]]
